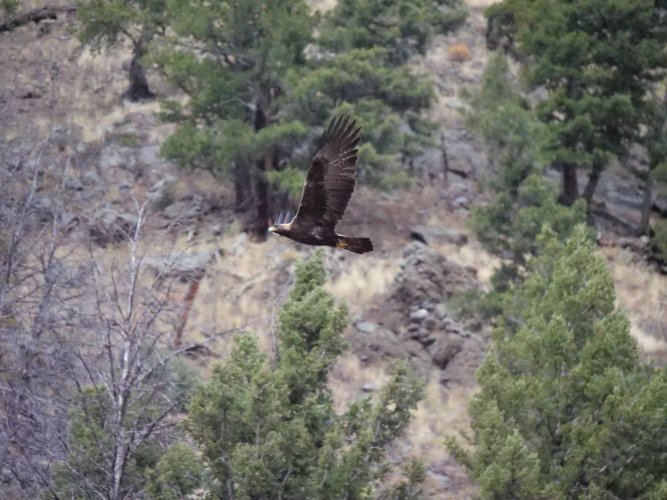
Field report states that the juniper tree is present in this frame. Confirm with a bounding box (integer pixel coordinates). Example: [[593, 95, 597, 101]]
[[447, 226, 667, 498], [467, 55, 586, 299], [149, 251, 425, 499]]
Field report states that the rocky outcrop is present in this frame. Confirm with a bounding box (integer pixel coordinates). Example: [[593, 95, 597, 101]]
[[389, 242, 477, 306], [87, 206, 138, 247], [352, 242, 484, 383]]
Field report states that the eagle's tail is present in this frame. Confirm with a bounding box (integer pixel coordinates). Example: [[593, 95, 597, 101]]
[[336, 235, 373, 254]]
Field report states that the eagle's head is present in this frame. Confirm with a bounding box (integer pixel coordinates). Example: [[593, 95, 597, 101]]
[[268, 223, 290, 236], [268, 211, 292, 236]]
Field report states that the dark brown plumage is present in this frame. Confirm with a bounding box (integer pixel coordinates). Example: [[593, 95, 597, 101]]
[[268, 115, 373, 254]]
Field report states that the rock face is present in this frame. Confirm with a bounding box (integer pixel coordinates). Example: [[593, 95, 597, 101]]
[[409, 225, 468, 246], [352, 242, 484, 383], [88, 207, 138, 247], [387, 243, 484, 379], [390, 242, 477, 306]]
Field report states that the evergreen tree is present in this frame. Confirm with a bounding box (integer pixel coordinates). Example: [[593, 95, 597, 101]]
[[467, 55, 586, 298], [285, 0, 466, 189], [286, 47, 435, 188], [150, 251, 425, 499], [447, 226, 667, 498], [75, 0, 166, 100], [52, 387, 163, 499], [320, 0, 466, 66], [157, 0, 468, 225], [156, 0, 313, 237], [644, 93, 667, 267], [485, 0, 667, 208]]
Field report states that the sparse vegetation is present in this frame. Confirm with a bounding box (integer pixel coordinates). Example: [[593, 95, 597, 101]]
[[486, 0, 667, 208], [447, 226, 667, 498], [150, 251, 425, 498], [1, 1, 666, 499]]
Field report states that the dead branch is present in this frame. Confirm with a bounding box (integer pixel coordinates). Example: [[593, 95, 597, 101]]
[[0, 5, 76, 34]]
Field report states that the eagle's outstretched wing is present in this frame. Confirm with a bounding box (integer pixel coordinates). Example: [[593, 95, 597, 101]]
[[292, 115, 361, 231]]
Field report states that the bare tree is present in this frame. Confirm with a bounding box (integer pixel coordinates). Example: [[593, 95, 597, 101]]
[[0, 137, 80, 498], [1, 140, 202, 498]]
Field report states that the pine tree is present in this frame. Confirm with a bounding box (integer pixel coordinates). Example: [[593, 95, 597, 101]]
[[447, 226, 667, 498], [286, 47, 435, 188], [150, 251, 425, 499], [285, 0, 466, 189], [156, 0, 313, 237], [485, 0, 667, 208], [320, 0, 466, 66], [75, 0, 166, 100]]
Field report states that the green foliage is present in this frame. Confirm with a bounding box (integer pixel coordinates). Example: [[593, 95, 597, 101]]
[[145, 443, 203, 500], [152, 251, 424, 499], [75, 0, 166, 50], [156, 0, 313, 180], [52, 387, 162, 499], [649, 220, 667, 264], [467, 55, 586, 296], [488, 0, 667, 205], [646, 106, 667, 265], [266, 166, 306, 206], [157, 0, 467, 196], [448, 226, 667, 498], [0, 0, 18, 16], [287, 48, 434, 186], [472, 174, 587, 271], [321, 0, 466, 66], [286, 0, 466, 190]]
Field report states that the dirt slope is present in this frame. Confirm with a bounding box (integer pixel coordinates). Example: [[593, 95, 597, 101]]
[[1, 0, 665, 497]]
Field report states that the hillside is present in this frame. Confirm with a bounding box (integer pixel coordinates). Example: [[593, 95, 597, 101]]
[[1, 0, 666, 498]]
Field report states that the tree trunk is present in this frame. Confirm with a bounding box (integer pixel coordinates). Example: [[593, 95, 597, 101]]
[[125, 37, 155, 102], [559, 163, 579, 206], [441, 134, 449, 189], [582, 164, 602, 207], [174, 268, 206, 349], [638, 174, 653, 236], [252, 107, 270, 240], [233, 164, 249, 210]]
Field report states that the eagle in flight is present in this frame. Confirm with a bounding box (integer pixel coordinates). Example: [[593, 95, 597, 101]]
[[268, 115, 373, 254]]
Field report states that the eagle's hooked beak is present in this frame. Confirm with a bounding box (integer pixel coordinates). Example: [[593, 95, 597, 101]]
[[268, 226, 277, 233]]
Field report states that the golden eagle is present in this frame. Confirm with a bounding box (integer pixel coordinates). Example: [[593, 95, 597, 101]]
[[268, 116, 373, 254]]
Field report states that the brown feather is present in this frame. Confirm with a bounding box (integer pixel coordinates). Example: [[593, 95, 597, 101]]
[[293, 115, 361, 232]]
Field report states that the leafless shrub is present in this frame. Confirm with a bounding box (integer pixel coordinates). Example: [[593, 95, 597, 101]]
[[0, 139, 202, 498]]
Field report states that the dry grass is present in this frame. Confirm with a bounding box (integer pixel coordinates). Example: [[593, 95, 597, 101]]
[[465, 0, 500, 7], [408, 375, 475, 463], [602, 247, 667, 358], [325, 255, 399, 314], [306, 0, 337, 13], [448, 43, 473, 62], [329, 353, 391, 412], [330, 359, 477, 498]]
